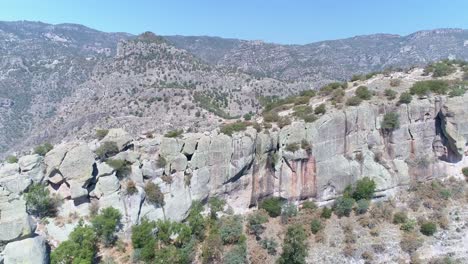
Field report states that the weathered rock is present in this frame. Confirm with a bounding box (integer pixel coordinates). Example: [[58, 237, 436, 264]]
[[0, 188, 35, 243], [0, 163, 19, 178], [44, 142, 76, 177], [96, 162, 114, 178], [112, 150, 140, 163], [59, 144, 95, 185], [69, 180, 88, 200], [101, 128, 133, 150], [18, 154, 42, 172], [2, 236, 48, 264], [94, 174, 120, 197]]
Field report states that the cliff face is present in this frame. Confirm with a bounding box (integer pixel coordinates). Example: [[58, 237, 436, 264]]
[[2, 92, 467, 250]]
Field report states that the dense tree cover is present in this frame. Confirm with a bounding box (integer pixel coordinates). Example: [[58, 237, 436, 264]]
[[51, 223, 97, 264], [278, 224, 308, 264]]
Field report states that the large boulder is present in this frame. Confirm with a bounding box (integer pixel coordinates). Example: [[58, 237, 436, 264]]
[[59, 144, 95, 185], [2, 236, 48, 264], [44, 142, 77, 178], [101, 128, 133, 150], [93, 174, 120, 198], [18, 154, 42, 172], [0, 188, 35, 243]]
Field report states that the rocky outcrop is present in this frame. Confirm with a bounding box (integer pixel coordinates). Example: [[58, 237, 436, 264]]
[[2, 236, 48, 264]]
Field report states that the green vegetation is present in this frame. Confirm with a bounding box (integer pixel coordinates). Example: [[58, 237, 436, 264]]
[[281, 203, 298, 223], [355, 86, 372, 100], [95, 129, 109, 140], [24, 183, 57, 218], [301, 201, 317, 211], [278, 224, 308, 264], [319, 82, 347, 96], [424, 61, 456, 77], [220, 215, 243, 244], [420, 221, 437, 236], [91, 207, 122, 246], [132, 219, 157, 261], [223, 243, 247, 264], [381, 112, 400, 132], [105, 159, 131, 178], [243, 112, 253, 121], [462, 167, 468, 178], [157, 155, 167, 168], [393, 211, 408, 224], [51, 223, 97, 264], [310, 218, 323, 234], [398, 92, 413, 104], [186, 200, 206, 240], [384, 89, 397, 100], [356, 199, 370, 214], [260, 238, 278, 255], [95, 141, 119, 160], [285, 143, 300, 152], [34, 142, 53, 156], [390, 79, 401, 87], [164, 129, 184, 138], [220, 121, 248, 136], [5, 155, 18, 164], [400, 219, 417, 232], [321, 207, 332, 219], [333, 196, 355, 217], [194, 92, 237, 119], [346, 96, 362, 106], [259, 197, 284, 217], [410, 80, 449, 97], [144, 182, 165, 207], [351, 177, 376, 200], [247, 210, 269, 239], [208, 197, 225, 219], [314, 103, 326, 115], [125, 180, 138, 195]]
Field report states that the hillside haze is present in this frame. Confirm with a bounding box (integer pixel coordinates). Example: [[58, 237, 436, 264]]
[[1, 21, 468, 154]]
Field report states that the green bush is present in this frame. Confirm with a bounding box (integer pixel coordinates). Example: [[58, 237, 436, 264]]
[[398, 92, 412, 104], [259, 197, 284, 217], [285, 143, 300, 152], [186, 200, 206, 240], [301, 201, 317, 211], [5, 155, 18, 164], [132, 219, 157, 261], [462, 167, 468, 177], [400, 219, 417, 232], [155, 219, 192, 247], [96, 129, 109, 140], [390, 79, 401, 87], [201, 230, 223, 264], [384, 89, 397, 100], [278, 224, 308, 264], [420, 221, 437, 236], [346, 96, 362, 106], [243, 112, 253, 121], [51, 224, 97, 264], [164, 129, 183, 138], [424, 61, 456, 77], [355, 86, 372, 100], [208, 197, 225, 219], [314, 104, 326, 115], [34, 143, 53, 156], [352, 177, 376, 200], [260, 238, 278, 255], [300, 90, 317, 97], [125, 180, 138, 196], [356, 199, 370, 214], [310, 219, 323, 234], [221, 122, 248, 136], [92, 207, 122, 246], [263, 111, 280, 122], [220, 215, 243, 244], [95, 141, 119, 160], [281, 203, 298, 224], [106, 159, 131, 178], [393, 211, 408, 224], [351, 74, 365, 82], [321, 207, 332, 219], [381, 112, 400, 132], [144, 182, 165, 207], [277, 116, 292, 128], [333, 196, 355, 217], [223, 243, 247, 264], [247, 210, 269, 239], [293, 96, 310, 105], [410, 80, 449, 96], [24, 183, 57, 218]]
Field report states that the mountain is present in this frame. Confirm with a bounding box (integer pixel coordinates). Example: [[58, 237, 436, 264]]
[[1, 21, 468, 155]]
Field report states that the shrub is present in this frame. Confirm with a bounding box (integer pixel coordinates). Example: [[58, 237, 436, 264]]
[[278, 224, 308, 264], [301, 201, 317, 211], [331, 88, 345, 104], [400, 232, 423, 253], [424, 62, 456, 77], [51, 224, 97, 264], [390, 79, 401, 87], [95, 141, 119, 160], [260, 238, 278, 255], [164, 129, 183, 138], [126, 180, 138, 195], [263, 111, 280, 122], [24, 183, 57, 217], [157, 155, 167, 168], [310, 218, 323, 234], [285, 143, 299, 152], [462, 167, 468, 178], [300, 90, 316, 97], [221, 122, 248, 136], [381, 112, 400, 132], [393, 211, 408, 224], [398, 92, 412, 104], [247, 210, 269, 238], [355, 86, 372, 100], [384, 89, 397, 100], [410, 80, 449, 96], [106, 159, 131, 178], [96, 129, 109, 140], [186, 200, 206, 240], [352, 177, 376, 200], [333, 197, 355, 217], [293, 96, 310, 105], [259, 197, 284, 217], [321, 207, 332, 219], [201, 230, 223, 264], [351, 74, 365, 82], [92, 207, 122, 246], [243, 112, 253, 121], [420, 221, 437, 236], [346, 96, 362, 106], [132, 219, 157, 261], [277, 116, 292, 128], [144, 182, 164, 207], [400, 219, 417, 232], [314, 104, 326, 115], [5, 155, 18, 164], [223, 243, 247, 264], [34, 143, 53, 156], [208, 197, 225, 219], [356, 199, 370, 214], [220, 215, 243, 244], [281, 203, 298, 224]]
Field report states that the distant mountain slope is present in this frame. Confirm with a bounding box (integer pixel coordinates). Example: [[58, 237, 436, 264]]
[[166, 29, 468, 81]]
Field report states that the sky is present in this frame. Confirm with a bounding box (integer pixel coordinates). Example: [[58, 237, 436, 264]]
[[1, 0, 468, 44]]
